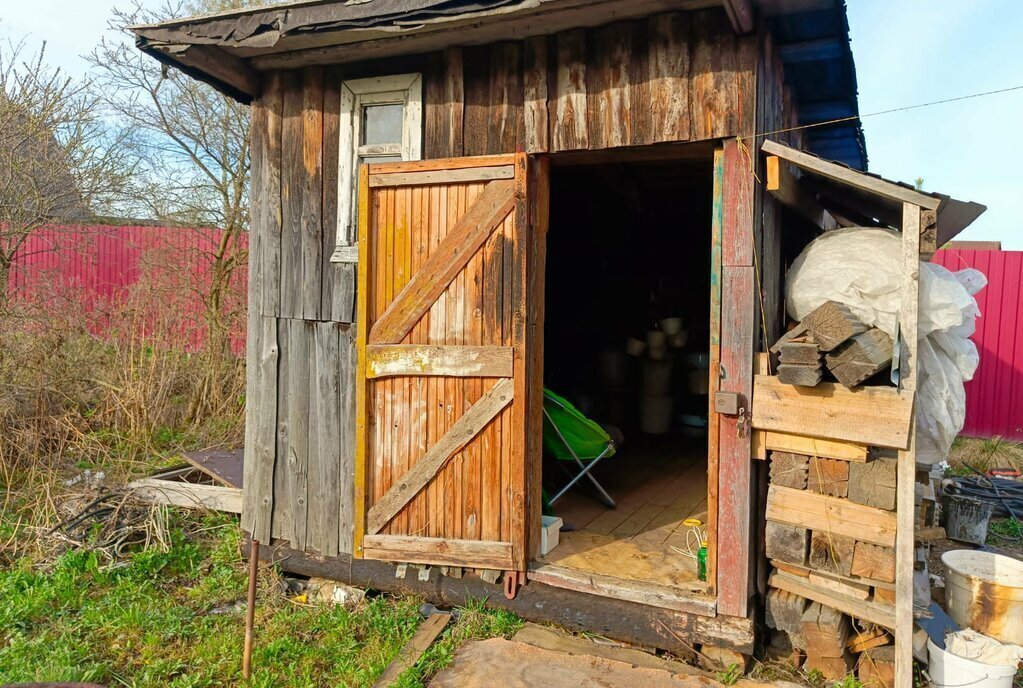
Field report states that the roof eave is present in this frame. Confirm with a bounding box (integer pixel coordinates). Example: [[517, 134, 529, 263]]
[[136, 37, 262, 103]]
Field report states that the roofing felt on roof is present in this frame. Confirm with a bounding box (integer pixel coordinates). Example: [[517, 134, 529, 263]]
[[132, 0, 544, 48], [132, 0, 867, 170]]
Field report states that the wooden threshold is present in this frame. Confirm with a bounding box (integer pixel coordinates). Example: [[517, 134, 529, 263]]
[[529, 562, 716, 617], [363, 534, 514, 570]]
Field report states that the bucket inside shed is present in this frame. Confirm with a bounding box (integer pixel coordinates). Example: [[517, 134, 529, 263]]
[[536, 149, 713, 595]]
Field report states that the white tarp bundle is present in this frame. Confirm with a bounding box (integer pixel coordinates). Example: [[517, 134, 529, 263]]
[[785, 228, 985, 464], [946, 629, 1023, 668]]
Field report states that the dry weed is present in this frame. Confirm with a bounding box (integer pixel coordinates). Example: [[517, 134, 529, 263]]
[[1, 249, 246, 564]]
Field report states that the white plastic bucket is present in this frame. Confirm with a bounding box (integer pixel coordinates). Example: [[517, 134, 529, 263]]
[[642, 359, 673, 397], [942, 550, 1023, 645], [659, 317, 683, 335], [927, 638, 1018, 688], [640, 395, 673, 434]]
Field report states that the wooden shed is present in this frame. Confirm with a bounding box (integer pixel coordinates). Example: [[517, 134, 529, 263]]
[[133, 0, 985, 682]]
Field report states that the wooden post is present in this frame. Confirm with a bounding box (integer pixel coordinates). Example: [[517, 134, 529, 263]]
[[895, 203, 920, 688]]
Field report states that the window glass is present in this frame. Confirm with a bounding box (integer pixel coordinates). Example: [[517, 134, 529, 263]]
[[362, 104, 404, 145]]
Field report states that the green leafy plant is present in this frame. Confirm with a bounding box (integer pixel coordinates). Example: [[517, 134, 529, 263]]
[[716, 662, 744, 686]]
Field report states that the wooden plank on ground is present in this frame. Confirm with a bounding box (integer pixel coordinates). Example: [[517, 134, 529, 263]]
[[369, 179, 515, 345], [366, 378, 513, 534], [752, 375, 914, 449], [130, 479, 242, 513], [767, 485, 897, 547], [366, 345, 513, 379], [372, 612, 452, 688]]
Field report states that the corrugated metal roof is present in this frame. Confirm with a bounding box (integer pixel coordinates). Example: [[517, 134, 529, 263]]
[[764, 0, 866, 170]]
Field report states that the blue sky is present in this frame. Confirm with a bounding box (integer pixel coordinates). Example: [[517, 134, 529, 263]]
[[3, 1, 1022, 246], [846, 1, 1023, 248]]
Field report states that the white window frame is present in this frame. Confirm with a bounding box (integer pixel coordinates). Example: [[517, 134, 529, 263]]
[[331, 73, 423, 263]]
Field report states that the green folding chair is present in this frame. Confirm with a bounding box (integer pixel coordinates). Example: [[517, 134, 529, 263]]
[[543, 388, 617, 508]]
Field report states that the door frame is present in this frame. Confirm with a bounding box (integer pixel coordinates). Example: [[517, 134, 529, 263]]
[[523, 144, 748, 615]]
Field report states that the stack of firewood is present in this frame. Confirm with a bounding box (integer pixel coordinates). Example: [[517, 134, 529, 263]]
[[772, 300, 893, 389], [764, 445, 899, 686]]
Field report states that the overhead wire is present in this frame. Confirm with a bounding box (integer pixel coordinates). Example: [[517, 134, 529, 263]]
[[744, 83, 1023, 143]]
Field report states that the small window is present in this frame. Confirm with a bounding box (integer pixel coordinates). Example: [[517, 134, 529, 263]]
[[332, 73, 422, 263]]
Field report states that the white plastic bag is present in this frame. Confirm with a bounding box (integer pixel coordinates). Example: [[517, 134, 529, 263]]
[[785, 228, 985, 464]]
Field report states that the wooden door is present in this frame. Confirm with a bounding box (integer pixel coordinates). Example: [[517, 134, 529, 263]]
[[354, 153, 537, 572]]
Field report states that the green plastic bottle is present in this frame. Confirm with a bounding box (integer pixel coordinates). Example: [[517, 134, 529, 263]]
[[697, 540, 708, 581]]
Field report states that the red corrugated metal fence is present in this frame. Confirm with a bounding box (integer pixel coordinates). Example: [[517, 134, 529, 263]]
[[7, 224, 248, 354], [932, 249, 1023, 440]]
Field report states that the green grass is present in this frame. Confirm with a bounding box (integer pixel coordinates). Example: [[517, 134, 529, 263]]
[[0, 513, 522, 687], [988, 517, 1023, 544]]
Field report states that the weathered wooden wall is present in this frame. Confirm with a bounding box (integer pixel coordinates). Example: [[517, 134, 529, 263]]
[[425, 9, 757, 159], [242, 68, 358, 555], [242, 7, 783, 576]]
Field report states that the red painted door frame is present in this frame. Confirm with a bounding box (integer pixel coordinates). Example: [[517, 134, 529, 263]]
[[713, 139, 755, 618]]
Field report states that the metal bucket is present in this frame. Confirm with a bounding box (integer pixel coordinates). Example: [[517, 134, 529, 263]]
[[943, 494, 994, 545]]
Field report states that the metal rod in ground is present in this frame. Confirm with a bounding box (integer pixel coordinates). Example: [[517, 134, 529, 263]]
[[243, 539, 260, 679]]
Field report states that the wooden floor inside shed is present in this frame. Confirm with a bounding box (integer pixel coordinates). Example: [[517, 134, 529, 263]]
[[540, 440, 708, 592]]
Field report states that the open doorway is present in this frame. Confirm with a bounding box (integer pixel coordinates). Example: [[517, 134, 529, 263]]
[[536, 148, 714, 597]]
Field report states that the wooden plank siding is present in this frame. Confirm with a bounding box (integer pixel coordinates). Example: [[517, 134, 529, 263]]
[[242, 6, 791, 611]]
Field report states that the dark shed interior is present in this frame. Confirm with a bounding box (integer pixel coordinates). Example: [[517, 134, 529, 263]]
[[537, 151, 714, 592]]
